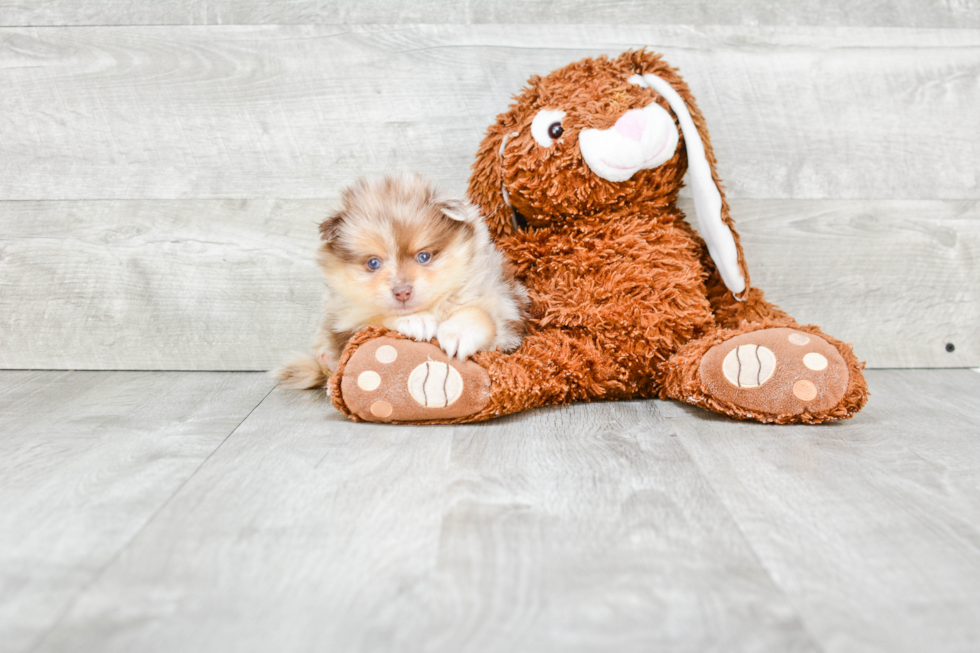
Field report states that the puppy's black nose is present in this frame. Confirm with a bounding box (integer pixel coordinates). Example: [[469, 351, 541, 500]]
[[392, 285, 413, 303]]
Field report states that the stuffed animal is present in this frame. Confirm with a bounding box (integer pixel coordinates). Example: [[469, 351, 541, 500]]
[[327, 50, 868, 424]]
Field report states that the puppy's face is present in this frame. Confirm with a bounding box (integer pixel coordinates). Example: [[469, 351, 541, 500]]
[[319, 175, 476, 316]]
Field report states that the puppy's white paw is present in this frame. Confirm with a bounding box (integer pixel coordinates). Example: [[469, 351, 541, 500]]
[[393, 313, 439, 342], [437, 318, 488, 360]]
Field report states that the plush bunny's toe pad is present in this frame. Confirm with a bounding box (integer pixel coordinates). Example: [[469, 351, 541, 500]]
[[340, 337, 490, 423], [699, 328, 849, 418]]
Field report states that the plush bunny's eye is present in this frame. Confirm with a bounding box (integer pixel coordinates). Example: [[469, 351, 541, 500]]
[[531, 109, 567, 147]]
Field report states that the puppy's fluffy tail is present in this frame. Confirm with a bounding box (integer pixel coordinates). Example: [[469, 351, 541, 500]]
[[271, 353, 329, 390]]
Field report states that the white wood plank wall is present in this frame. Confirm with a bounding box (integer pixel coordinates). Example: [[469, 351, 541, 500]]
[[1, 3, 977, 370], [3, 1, 979, 28]]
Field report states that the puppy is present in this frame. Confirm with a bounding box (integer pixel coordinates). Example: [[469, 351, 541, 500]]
[[273, 174, 528, 390]]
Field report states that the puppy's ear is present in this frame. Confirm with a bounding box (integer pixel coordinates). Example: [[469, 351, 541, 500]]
[[319, 210, 345, 243], [437, 197, 480, 224]]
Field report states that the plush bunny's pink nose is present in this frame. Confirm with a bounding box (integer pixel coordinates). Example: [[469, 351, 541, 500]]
[[613, 110, 647, 142]]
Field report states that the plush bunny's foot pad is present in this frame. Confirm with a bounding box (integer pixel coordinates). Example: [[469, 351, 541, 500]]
[[339, 337, 490, 423], [699, 327, 849, 418]]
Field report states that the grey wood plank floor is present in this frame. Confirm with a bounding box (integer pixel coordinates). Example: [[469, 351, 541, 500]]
[[663, 369, 980, 652], [0, 372, 275, 653], [2, 369, 979, 652]]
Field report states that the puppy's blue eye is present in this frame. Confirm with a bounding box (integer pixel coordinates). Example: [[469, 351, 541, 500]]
[[416, 251, 431, 264], [366, 257, 382, 271]]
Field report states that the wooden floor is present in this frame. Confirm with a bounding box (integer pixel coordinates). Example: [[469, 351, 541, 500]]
[[1, 369, 978, 652]]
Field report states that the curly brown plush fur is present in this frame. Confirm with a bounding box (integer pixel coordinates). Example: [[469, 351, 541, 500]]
[[329, 50, 868, 424]]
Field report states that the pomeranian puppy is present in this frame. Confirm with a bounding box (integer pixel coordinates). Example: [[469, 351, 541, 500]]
[[273, 174, 528, 390]]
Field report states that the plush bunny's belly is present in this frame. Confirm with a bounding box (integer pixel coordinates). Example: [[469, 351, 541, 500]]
[[499, 213, 717, 391]]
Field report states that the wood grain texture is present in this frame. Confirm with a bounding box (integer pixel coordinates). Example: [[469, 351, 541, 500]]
[[2, 198, 975, 370], [723, 198, 980, 369], [0, 370, 273, 653], [664, 369, 980, 652], [29, 389, 817, 653], [1, 25, 977, 200], [5, 370, 980, 651], [3, 0, 979, 28], [0, 199, 325, 371]]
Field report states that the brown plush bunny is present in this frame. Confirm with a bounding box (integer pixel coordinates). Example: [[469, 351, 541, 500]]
[[328, 50, 868, 424]]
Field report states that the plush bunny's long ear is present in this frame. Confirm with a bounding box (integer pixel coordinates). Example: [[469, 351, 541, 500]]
[[467, 121, 522, 239], [632, 73, 746, 296]]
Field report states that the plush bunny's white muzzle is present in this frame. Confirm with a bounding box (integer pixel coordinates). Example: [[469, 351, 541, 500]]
[[579, 103, 680, 183]]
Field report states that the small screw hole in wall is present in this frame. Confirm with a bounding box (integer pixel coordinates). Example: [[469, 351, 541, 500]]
[[946, 343, 956, 353]]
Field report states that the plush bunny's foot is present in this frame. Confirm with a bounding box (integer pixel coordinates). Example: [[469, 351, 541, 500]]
[[698, 327, 851, 420], [336, 336, 490, 423]]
